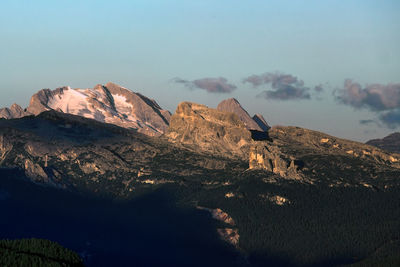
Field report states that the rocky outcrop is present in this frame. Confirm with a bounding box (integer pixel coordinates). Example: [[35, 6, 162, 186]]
[[269, 126, 400, 169], [24, 159, 48, 181], [197, 206, 235, 225], [217, 98, 265, 131], [166, 101, 303, 178], [197, 206, 239, 247], [167, 102, 253, 158], [367, 132, 400, 154], [0, 135, 13, 163], [249, 143, 302, 179], [259, 194, 291, 205], [3, 83, 170, 136], [252, 114, 270, 131], [0, 104, 30, 119], [217, 228, 239, 246], [211, 208, 235, 225]]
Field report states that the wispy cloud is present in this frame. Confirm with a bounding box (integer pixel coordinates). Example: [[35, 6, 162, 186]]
[[173, 77, 236, 93], [243, 72, 316, 100], [359, 119, 376, 125]]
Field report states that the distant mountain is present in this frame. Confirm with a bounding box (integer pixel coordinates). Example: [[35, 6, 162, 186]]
[[216, 98, 269, 131], [2, 104, 400, 266], [0, 109, 244, 194], [167, 101, 253, 158], [0, 103, 29, 119], [367, 132, 400, 153], [0, 82, 171, 136]]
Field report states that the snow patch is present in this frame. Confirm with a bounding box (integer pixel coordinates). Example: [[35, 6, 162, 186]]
[[48, 88, 89, 115], [112, 94, 133, 115]]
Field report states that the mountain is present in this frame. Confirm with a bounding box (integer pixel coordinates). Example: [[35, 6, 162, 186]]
[[0, 110, 243, 194], [1, 82, 171, 136], [1, 98, 400, 266], [216, 98, 268, 131], [0, 103, 29, 119], [167, 101, 253, 158], [367, 132, 400, 153], [2, 102, 399, 192]]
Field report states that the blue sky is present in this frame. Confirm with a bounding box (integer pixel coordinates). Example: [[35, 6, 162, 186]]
[[1, 0, 399, 141]]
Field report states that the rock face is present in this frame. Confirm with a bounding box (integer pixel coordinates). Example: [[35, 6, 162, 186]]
[[167, 102, 253, 158], [167, 101, 302, 179], [217, 228, 239, 246], [268, 126, 400, 169], [217, 98, 265, 131], [259, 194, 291, 206], [249, 143, 301, 179], [0, 104, 30, 119], [0, 111, 243, 195], [252, 114, 270, 131], [367, 132, 400, 154], [0, 135, 13, 163], [197, 206, 239, 246], [2, 82, 170, 136]]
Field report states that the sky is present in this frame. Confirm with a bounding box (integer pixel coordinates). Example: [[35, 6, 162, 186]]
[[1, 0, 399, 142]]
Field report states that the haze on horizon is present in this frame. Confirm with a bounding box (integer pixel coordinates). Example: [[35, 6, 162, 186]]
[[1, 0, 399, 142]]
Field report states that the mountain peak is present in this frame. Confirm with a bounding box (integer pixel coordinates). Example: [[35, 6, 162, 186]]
[[105, 82, 125, 90], [168, 101, 252, 158], [217, 98, 264, 131], [0, 103, 29, 119], [221, 97, 240, 104], [7, 83, 171, 136]]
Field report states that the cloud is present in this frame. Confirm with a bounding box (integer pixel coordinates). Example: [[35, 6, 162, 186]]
[[243, 72, 313, 100], [379, 110, 400, 128], [335, 79, 400, 128], [359, 119, 384, 128], [257, 86, 310, 100], [314, 84, 324, 93], [335, 79, 400, 111], [359, 119, 376, 125], [173, 77, 236, 93]]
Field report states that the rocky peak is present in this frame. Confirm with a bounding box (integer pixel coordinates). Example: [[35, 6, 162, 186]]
[[0, 103, 30, 119], [252, 113, 270, 131], [103, 82, 171, 127], [10, 103, 24, 114], [167, 101, 252, 158], [10, 83, 171, 136], [26, 87, 66, 115], [217, 98, 266, 131]]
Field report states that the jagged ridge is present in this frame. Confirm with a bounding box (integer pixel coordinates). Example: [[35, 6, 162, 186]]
[[1, 82, 171, 136]]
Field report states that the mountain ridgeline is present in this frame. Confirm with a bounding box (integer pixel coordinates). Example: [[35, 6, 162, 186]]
[[0, 82, 171, 136], [367, 132, 400, 153], [1, 83, 400, 266]]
